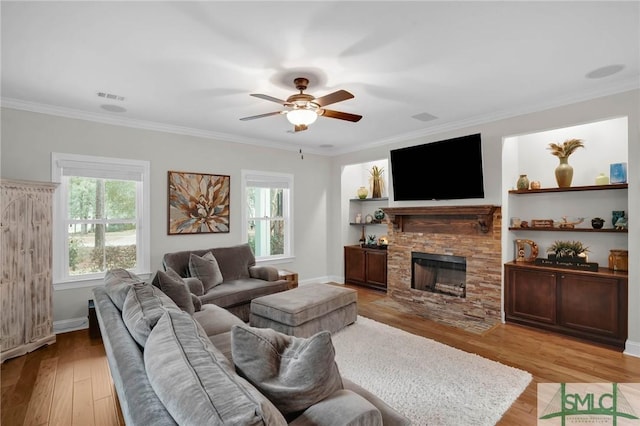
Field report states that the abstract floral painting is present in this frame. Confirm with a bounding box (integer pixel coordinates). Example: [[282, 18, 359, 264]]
[[168, 171, 230, 234]]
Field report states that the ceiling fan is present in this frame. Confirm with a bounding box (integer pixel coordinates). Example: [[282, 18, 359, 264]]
[[240, 77, 362, 132]]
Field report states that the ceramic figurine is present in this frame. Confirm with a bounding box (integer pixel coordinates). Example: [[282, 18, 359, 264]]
[[614, 216, 628, 230], [612, 211, 625, 227]]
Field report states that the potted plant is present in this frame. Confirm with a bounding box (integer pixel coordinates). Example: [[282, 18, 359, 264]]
[[547, 240, 589, 262]]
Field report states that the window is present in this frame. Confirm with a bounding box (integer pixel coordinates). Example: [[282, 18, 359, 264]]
[[52, 153, 150, 286], [242, 170, 293, 262]]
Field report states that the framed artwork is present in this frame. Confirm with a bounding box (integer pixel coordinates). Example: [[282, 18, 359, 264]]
[[610, 162, 627, 184], [168, 171, 230, 234]]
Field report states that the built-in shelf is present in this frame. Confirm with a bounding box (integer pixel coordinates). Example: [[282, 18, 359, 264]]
[[508, 183, 627, 194], [508, 227, 627, 233], [349, 197, 389, 202]]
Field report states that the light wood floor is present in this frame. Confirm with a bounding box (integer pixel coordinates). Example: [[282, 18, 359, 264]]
[[2, 284, 639, 425]]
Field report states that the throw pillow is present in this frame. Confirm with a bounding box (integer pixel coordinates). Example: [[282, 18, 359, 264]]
[[183, 277, 204, 296], [104, 268, 145, 311], [231, 324, 344, 418], [122, 282, 180, 347], [144, 310, 287, 426], [154, 268, 195, 315], [188, 252, 223, 292], [191, 294, 202, 312]]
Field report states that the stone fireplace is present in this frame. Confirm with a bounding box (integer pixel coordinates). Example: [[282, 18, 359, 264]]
[[382, 205, 502, 333]]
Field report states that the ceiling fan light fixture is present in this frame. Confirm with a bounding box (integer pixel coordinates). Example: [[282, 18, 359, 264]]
[[286, 108, 318, 126], [240, 77, 362, 129]]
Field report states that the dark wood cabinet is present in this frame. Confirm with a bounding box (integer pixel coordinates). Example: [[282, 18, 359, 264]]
[[506, 266, 557, 325], [504, 262, 628, 349], [344, 245, 387, 291], [345, 246, 366, 283]]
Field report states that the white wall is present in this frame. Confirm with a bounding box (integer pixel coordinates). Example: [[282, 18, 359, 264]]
[[331, 89, 639, 356], [0, 108, 332, 328]]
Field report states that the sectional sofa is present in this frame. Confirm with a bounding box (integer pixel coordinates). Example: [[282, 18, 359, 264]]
[[94, 267, 410, 425]]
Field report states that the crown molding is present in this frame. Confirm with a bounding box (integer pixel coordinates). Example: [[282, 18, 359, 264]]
[[3, 76, 638, 158]]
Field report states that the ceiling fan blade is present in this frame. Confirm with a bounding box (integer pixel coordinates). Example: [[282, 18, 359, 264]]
[[313, 90, 354, 107], [319, 109, 362, 122], [239, 111, 282, 121], [250, 93, 289, 105], [294, 124, 308, 132]]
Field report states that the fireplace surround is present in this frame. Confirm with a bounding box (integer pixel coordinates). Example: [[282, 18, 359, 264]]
[[383, 206, 502, 333]]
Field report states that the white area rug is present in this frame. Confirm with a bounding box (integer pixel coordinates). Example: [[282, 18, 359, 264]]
[[332, 316, 532, 426]]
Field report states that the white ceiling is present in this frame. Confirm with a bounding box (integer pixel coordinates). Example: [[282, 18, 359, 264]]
[[2, 1, 639, 156]]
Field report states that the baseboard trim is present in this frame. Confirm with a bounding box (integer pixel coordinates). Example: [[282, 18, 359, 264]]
[[54, 317, 88, 334], [300, 275, 334, 286], [624, 339, 640, 358], [327, 275, 344, 284]]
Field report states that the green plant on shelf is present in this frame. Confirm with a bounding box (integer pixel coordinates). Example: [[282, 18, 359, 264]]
[[547, 240, 589, 258]]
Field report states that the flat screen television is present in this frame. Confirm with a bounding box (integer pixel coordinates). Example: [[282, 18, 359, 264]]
[[390, 133, 485, 201]]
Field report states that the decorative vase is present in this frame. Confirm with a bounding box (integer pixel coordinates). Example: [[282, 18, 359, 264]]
[[371, 179, 382, 199], [516, 174, 529, 190], [591, 217, 605, 229], [595, 173, 609, 185], [554, 157, 573, 188], [356, 186, 368, 199]]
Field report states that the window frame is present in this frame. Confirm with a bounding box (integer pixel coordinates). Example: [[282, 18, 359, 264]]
[[241, 169, 294, 264], [51, 153, 151, 289]]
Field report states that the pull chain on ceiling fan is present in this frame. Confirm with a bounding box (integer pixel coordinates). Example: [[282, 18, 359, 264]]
[[240, 77, 362, 132]]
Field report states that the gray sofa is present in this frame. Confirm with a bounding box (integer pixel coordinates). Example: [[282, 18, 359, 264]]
[[162, 243, 290, 321], [94, 268, 411, 426]]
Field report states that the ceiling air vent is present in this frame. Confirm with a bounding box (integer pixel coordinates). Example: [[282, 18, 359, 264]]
[[97, 92, 125, 101]]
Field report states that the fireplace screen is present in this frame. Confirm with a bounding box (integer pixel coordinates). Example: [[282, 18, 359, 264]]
[[411, 252, 466, 298]]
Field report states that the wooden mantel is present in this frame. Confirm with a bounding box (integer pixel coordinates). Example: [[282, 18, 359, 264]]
[[382, 205, 499, 235]]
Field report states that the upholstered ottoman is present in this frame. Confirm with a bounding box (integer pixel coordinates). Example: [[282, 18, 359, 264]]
[[249, 283, 357, 337]]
